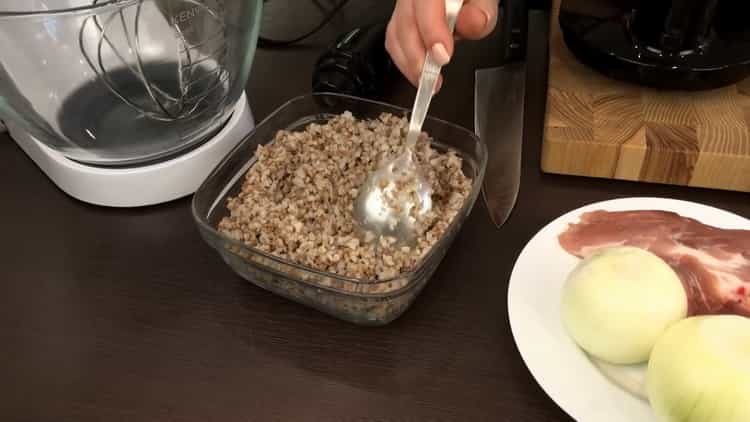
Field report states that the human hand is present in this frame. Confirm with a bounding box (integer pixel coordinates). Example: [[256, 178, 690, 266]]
[[385, 0, 499, 90]]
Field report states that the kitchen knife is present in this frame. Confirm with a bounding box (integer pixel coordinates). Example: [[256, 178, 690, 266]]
[[475, 0, 528, 228]]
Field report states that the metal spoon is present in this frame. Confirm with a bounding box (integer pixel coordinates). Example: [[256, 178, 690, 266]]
[[353, 0, 462, 245]]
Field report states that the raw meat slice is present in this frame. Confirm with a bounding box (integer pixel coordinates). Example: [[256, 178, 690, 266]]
[[558, 210, 750, 317]]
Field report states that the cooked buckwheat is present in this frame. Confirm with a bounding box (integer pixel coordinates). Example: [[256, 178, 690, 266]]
[[218, 111, 472, 282]]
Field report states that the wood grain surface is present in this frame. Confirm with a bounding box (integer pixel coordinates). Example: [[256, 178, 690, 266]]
[[541, 0, 750, 192]]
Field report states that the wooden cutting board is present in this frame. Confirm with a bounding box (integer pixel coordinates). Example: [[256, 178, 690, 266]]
[[541, 0, 750, 192]]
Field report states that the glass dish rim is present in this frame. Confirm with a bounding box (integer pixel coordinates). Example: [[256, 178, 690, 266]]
[[192, 92, 488, 289]]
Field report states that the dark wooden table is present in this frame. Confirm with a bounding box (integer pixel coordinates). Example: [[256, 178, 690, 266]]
[[1, 2, 748, 421]]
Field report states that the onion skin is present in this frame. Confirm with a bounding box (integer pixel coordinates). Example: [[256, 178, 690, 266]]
[[561, 246, 688, 365], [647, 315, 750, 422]]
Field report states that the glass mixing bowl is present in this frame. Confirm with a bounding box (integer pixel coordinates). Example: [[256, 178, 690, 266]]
[[0, 0, 262, 166], [192, 94, 488, 325]]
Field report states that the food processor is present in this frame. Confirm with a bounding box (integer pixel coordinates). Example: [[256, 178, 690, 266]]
[[0, 0, 262, 207]]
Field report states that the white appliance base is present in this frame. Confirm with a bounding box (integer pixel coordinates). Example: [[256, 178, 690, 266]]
[[8, 93, 253, 208]]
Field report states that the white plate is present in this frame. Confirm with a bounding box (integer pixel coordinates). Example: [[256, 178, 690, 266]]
[[507, 197, 750, 422]]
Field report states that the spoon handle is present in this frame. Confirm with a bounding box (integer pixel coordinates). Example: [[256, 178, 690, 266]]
[[405, 0, 462, 150]]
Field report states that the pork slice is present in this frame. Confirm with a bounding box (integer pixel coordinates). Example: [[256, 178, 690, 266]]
[[558, 210, 750, 317]]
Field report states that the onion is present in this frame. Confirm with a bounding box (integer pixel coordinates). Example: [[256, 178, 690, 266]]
[[561, 246, 687, 365], [647, 315, 750, 422]]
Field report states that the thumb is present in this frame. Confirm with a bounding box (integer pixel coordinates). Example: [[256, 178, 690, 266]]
[[456, 0, 499, 40]]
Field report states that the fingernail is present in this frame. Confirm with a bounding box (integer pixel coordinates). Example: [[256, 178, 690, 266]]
[[430, 43, 451, 66], [481, 9, 491, 29]]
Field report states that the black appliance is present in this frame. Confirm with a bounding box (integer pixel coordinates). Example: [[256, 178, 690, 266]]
[[559, 0, 750, 90], [312, 23, 394, 98], [311, 0, 540, 98]]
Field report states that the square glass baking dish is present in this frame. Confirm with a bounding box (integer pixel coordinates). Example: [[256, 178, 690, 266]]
[[192, 93, 487, 326]]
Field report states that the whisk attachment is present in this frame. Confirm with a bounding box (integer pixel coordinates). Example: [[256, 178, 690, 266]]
[[80, 0, 230, 122]]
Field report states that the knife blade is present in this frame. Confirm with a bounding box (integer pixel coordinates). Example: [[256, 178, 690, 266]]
[[475, 0, 528, 228], [475, 62, 526, 228]]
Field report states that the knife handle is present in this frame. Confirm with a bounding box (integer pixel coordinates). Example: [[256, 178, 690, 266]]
[[499, 0, 528, 62]]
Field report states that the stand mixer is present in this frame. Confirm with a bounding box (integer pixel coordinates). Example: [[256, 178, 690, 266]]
[[0, 0, 263, 207]]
